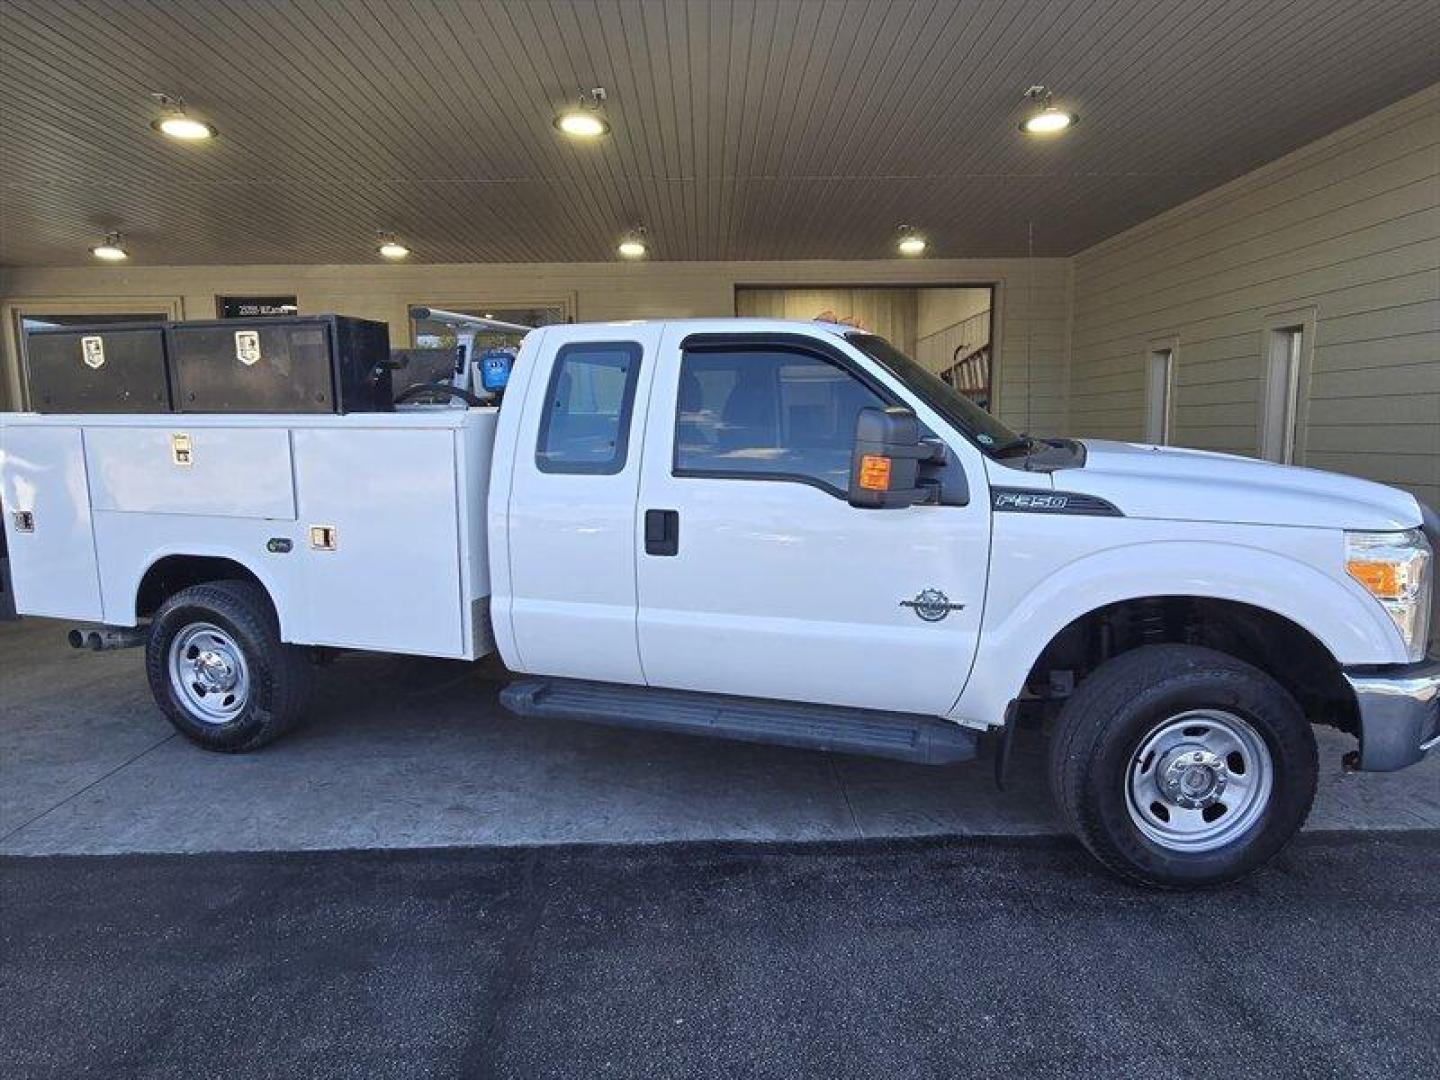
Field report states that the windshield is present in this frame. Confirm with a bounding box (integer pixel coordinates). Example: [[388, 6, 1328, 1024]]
[[845, 332, 1020, 452]]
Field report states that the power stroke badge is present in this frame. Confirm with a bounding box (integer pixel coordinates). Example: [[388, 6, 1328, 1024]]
[[900, 588, 965, 623]]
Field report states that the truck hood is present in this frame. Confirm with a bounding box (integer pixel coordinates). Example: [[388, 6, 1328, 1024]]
[[1059, 440, 1423, 531]]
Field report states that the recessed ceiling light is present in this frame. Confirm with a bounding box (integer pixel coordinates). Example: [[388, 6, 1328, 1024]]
[[377, 235, 410, 259], [557, 112, 609, 138], [1021, 108, 1077, 134], [1020, 85, 1077, 135], [153, 115, 217, 140], [90, 232, 128, 261], [149, 93, 217, 140], [555, 87, 611, 139], [897, 227, 926, 256]]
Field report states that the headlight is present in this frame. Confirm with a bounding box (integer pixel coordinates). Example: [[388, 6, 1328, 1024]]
[[1346, 529, 1433, 661]]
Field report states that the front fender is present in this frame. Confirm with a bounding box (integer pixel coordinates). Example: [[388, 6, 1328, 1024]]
[[950, 536, 1404, 728]]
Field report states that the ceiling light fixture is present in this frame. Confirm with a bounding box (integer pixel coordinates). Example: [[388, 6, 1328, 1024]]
[[149, 92, 217, 140], [896, 226, 927, 256], [617, 227, 647, 258], [90, 231, 129, 261], [555, 87, 611, 139], [1019, 85, 1077, 135], [377, 232, 410, 259]]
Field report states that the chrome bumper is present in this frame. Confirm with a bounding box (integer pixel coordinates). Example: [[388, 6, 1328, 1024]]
[[1343, 657, 1440, 771]]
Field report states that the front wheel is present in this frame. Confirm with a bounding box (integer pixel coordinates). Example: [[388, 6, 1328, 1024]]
[[1048, 645, 1318, 887], [145, 580, 313, 752]]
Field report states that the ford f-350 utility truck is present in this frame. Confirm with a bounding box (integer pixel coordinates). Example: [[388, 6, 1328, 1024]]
[[2, 315, 1436, 887]]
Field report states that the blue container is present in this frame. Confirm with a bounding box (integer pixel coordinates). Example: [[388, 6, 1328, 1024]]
[[480, 348, 516, 393]]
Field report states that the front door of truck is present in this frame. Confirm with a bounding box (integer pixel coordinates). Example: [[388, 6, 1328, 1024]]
[[634, 328, 990, 716], [501, 324, 662, 685]]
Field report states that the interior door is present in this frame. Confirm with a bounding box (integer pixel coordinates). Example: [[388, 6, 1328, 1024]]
[[503, 325, 661, 684], [635, 329, 990, 717]]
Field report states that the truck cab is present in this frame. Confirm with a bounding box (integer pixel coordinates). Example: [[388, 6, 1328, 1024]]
[[3, 314, 1435, 887], [491, 320, 993, 718]]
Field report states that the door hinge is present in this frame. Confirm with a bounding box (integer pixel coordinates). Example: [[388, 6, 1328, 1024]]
[[308, 525, 338, 551]]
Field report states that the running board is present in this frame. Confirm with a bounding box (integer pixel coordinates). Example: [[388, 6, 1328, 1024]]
[[499, 679, 978, 765]]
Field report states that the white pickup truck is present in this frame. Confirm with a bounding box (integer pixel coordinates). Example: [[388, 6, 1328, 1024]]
[[2, 316, 1436, 886]]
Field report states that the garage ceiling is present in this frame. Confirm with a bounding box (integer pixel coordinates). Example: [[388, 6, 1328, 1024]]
[[1, 0, 1437, 266]]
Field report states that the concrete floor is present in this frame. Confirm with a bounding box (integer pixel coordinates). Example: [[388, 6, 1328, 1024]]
[[1, 616, 1437, 856]]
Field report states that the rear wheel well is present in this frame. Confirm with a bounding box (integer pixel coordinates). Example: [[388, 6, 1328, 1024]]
[[1023, 596, 1357, 736], [136, 556, 266, 620]]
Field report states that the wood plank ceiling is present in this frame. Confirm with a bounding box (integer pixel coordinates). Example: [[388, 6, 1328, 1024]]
[[1, 0, 1437, 266]]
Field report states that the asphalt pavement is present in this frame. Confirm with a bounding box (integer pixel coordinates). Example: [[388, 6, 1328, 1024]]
[[4, 832, 1438, 1080]]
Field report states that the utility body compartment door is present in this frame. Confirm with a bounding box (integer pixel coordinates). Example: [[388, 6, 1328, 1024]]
[[84, 426, 295, 519], [293, 426, 466, 657], [0, 425, 104, 620], [633, 327, 990, 716]]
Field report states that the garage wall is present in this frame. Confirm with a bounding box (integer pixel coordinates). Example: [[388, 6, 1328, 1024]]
[[0, 257, 1070, 434], [1070, 85, 1439, 509], [735, 287, 920, 354], [915, 288, 993, 378]]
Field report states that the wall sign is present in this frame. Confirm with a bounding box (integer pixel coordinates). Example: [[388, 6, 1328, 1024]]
[[218, 296, 298, 319]]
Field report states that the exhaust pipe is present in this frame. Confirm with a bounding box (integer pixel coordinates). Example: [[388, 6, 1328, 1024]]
[[67, 626, 148, 651]]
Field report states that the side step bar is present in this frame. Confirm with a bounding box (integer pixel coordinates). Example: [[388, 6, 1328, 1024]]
[[500, 678, 978, 765]]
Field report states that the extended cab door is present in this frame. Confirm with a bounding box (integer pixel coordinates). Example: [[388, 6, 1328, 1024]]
[[496, 324, 662, 684], [634, 327, 991, 717]]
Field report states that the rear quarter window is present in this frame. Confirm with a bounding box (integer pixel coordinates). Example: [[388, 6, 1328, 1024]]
[[535, 342, 643, 475]]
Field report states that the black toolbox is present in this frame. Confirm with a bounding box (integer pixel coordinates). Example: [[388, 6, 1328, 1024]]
[[168, 315, 393, 414], [23, 324, 172, 413]]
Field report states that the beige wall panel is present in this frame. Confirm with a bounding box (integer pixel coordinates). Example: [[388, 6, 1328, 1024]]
[[1076, 101, 1440, 293], [915, 288, 993, 338], [1071, 85, 1439, 506]]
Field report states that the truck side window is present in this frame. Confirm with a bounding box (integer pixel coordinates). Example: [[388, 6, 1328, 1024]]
[[536, 342, 643, 474], [674, 347, 887, 496]]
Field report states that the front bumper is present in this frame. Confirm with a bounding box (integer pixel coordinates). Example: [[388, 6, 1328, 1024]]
[[1343, 657, 1440, 771]]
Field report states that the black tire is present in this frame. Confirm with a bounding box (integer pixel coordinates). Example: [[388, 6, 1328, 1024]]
[[1048, 644, 1318, 888], [145, 580, 313, 752]]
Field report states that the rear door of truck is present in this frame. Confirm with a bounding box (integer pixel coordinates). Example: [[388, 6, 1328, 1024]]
[[495, 324, 663, 684]]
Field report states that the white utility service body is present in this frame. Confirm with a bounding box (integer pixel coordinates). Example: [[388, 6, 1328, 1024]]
[[1, 408, 497, 659], [2, 315, 1436, 887]]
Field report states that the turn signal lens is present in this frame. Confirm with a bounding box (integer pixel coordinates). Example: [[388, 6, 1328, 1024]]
[[858, 454, 892, 491], [1345, 559, 1404, 599]]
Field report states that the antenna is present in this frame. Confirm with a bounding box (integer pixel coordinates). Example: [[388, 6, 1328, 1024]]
[[1026, 219, 1035, 436]]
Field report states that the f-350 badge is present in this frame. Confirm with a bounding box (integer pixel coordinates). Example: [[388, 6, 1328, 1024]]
[[900, 588, 965, 623]]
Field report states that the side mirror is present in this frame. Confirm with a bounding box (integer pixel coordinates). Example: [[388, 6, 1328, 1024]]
[[847, 407, 940, 509]]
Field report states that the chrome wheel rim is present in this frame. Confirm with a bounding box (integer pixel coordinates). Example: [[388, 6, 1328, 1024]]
[[1125, 709, 1273, 853], [167, 622, 250, 725]]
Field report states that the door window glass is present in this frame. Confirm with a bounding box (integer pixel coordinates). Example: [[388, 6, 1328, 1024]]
[[536, 342, 642, 474], [675, 347, 887, 495]]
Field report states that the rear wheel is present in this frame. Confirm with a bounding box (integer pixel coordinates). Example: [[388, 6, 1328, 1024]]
[[145, 580, 313, 752], [1048, 645, 1317, 887]]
